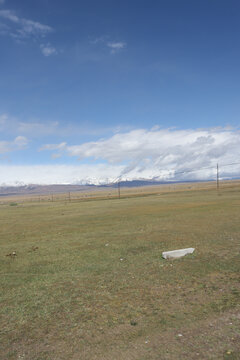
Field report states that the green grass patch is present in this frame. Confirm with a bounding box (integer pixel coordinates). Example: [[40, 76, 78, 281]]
[[1, 185, 240, 359]]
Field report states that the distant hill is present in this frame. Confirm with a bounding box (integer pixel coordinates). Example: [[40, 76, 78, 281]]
[[102, 179, 213, 188], [0, 184, 97, 197], [0, 179, 215, 197], [101, 179, 172, 188]]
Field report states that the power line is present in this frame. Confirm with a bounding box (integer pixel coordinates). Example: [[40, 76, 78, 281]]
[[171, 161, 240, 176], [173, 165, 216, 176], [220, 161, 240, 167]]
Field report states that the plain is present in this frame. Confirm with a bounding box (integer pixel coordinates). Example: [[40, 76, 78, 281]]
[[0, 182, 240, 360]]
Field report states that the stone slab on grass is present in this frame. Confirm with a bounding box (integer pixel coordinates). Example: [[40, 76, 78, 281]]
[[162, 248, 195, 259]]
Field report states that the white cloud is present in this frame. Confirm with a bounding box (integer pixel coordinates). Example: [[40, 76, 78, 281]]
[[40, 43, 57, 56], [0, 9, 19, 22], [0, 136, 28, 154], [90, 36, 127, 54], [17, 121, 59, 136], [39, 142, 67, 151], [41, 127, 240, 182], [65, 128, 239, 163], [0, 9, 53, 42], [1, 116, 240, 185], [0, 114, 60, 137], [14, 136, 28, 147], [107, 41, 126, 54], [17, 19, 52, 38], [0, 164, 124, 186], [1, 158, 240, 186]]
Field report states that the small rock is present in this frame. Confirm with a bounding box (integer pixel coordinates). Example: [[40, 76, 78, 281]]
[[162, 248, 195, 259], [29, 246, 38, 252], [130, 320, 137, 326], [6, 251, 17, 257], [177, 333, 183, 337]]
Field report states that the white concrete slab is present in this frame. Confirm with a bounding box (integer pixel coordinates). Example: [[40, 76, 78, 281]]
[[162, 248, 195, 259]]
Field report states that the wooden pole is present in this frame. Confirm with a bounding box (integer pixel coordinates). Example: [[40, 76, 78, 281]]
[[118, 181, 121, 199], [217, 163, 219, 191]]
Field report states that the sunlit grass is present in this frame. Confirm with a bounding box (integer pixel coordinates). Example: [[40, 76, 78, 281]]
[[0, 183, 240, 359]]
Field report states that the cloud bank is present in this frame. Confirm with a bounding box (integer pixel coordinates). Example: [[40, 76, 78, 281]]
[[1, 127, 239, 186], [0, 164, 124, 186], [42, 127, 240, 180]]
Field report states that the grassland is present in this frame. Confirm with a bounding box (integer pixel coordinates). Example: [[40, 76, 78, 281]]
[[0, 182, 240, 359]]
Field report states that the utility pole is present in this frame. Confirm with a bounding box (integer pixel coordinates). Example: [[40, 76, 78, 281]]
[[217, 163, 219, 191], [118, 181, 121, 199]]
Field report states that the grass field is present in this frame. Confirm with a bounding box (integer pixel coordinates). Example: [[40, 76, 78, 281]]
[[0, 183, 240, 359]]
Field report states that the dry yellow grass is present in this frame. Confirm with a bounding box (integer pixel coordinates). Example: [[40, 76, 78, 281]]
[[0, 181, 240, 359]]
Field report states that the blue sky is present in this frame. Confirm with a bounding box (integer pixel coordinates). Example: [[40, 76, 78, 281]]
[[0, 0, 240, 185]]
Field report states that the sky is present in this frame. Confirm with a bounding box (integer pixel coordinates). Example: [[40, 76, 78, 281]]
[[0, 0, 240, 185]]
